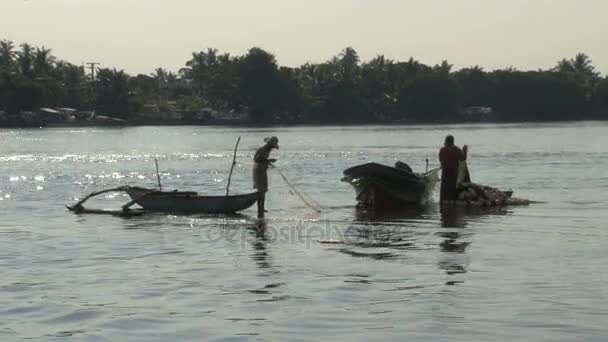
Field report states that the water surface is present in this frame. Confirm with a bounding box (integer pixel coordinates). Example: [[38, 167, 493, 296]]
[[1, 122, 607, 341]]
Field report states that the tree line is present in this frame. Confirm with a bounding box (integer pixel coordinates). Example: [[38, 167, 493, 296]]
[[1, 39, 607, 124]]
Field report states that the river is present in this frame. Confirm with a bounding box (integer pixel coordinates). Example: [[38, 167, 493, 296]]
[[1, 122, 607, 341]]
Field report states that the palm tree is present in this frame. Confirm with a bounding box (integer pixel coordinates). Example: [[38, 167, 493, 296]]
[[366, 55, 394, 74], [183, 48, 221, 99], [0, 39, 16, 67], [433, 60, 453, 76], [53, 61, 87, 108], [152, 67, 168, 84], [554, 53, 600, 99], [400, 57, 431, 78], [337, 47, 360, 82], [554, 53, 598, 78], [17, 43, 34, 76], [33, 46, 56, 76], [470, 65, 484, 73], [362, 55, 398, 118], [95, 68, 131, 117], [555, 58, 574, 73], [166, 71, 177, 84], [570, 53, 599, 78]]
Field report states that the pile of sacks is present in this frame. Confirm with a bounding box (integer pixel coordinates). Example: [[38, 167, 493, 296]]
[[442, 162, 531, 207], [446, 182, 530, 207]]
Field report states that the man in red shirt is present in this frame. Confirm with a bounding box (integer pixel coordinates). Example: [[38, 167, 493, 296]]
[[439, 135, 468, 203]]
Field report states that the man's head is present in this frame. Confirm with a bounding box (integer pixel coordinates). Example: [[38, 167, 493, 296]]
[[264, 136, 279, 149], [444, 135, 455, 146]]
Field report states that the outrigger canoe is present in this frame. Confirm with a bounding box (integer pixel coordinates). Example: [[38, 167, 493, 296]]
[[67, 186, 258, 216]]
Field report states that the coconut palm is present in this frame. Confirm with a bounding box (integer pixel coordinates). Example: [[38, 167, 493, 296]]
[[33, 46, 56, 76], [570, 53, 599, 78], [183, 48, 221, 99], [152, 67, 168, 84], [399, 57, 432, 79], [0, 39, 17, 67], [433, 60, 453, 76], [337, 47, 360, 82], [361, 55, 398, 118], [53, 61, 87, 107], [555, 58, 575, 73], [16, 43, 34, 76], [95, 68, 131, 117], [555, 53, 598, 78]]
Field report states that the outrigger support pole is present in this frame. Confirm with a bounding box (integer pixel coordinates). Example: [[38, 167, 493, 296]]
[[66, 186, 155, 217], [66, 186, 129, 213]]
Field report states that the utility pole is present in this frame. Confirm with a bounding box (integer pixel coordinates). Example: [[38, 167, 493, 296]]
[[85, 62, 100, 81]]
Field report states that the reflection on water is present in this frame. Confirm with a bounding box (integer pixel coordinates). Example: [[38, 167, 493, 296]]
[[438, 206, 512, 275], [341, 206, 515, 276], [330, 206, 510, 264], [440, 206, 511, 228], [438, 207, 472, 274], [251, 220, 272, 270], [354, 206, 436, 223]]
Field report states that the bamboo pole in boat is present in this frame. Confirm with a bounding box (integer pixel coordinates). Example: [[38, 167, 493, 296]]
[[154, 157, 162, 191], [225, 136, 241, 197]]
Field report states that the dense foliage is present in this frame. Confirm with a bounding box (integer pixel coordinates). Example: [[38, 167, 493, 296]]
[[1, 38, 606, 123]]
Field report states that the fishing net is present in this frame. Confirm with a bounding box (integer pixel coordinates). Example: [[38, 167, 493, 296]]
[[270, 165, 323, 213]]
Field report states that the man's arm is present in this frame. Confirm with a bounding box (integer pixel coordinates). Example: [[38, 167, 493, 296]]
[[254, 148, 276, 164]]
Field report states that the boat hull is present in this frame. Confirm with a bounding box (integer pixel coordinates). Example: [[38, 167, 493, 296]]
[[343, 163, 439, 211], [126, 187, 258, 214]]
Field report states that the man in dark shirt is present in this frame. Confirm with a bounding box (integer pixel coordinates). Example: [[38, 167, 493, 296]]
[[438, 135, 468, 203]]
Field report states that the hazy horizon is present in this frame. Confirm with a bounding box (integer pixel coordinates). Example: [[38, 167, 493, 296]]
[[2, 0, 607, 75]]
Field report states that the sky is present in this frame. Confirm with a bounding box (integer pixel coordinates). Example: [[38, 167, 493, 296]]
[[1, 0, 607, 75]]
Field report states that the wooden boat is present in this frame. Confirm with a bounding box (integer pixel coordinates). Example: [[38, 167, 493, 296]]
[[342, 162, 440, 211], [68, 137, 257, 216], [125, 186, 259, 214], [67, 186, 258, 216]]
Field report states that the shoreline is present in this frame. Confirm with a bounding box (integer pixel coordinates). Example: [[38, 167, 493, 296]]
[[1, 117, 605, 129]]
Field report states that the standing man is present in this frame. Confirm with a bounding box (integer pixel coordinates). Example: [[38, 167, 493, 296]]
[[253, 136, 279, 218], [439, 135, 468, 203]]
